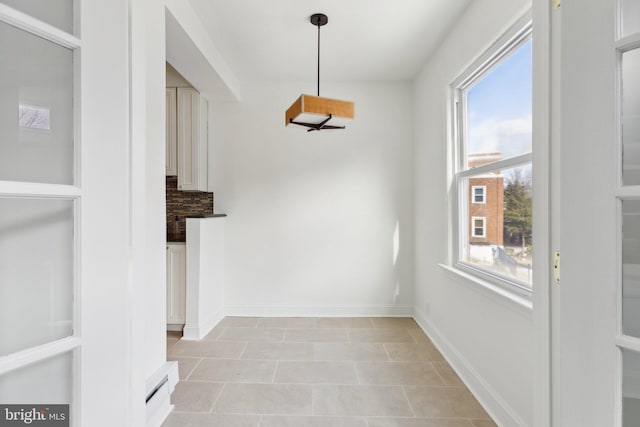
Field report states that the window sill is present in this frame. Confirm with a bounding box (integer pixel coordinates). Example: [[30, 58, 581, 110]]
[[438, 263, 533, 312]]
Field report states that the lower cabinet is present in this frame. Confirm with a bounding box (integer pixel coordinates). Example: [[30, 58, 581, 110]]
[[166, 243, 186, 329]]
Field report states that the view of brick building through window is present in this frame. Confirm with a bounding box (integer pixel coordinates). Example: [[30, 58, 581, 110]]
[[466, 153, 532, 284], [468, 153, 504, 246]]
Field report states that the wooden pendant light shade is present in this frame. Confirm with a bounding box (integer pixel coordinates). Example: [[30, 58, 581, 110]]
[[285, 13, 355, 132], [285, 94, 355, 130]]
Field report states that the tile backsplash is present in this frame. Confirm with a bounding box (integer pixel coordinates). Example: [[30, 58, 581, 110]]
[[166, 176, 213, 241]]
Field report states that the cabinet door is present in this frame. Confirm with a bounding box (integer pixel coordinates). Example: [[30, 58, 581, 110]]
[[166, 88, 177, 176], [198, 96, 209, 190], [177, 87, 207, 191], [166, 244, 186, 325]]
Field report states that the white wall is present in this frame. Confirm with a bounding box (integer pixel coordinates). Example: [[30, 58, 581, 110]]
[[211, 81, 414, 316], [184, 218, 225, 339], [412, 0, 533, 425], [129, 1, 242, 424], [80, 0, 135, 425], [130, 0, 167, 392]]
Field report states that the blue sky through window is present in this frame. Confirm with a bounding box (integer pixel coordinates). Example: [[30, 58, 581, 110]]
[[467, 39, 532, 160]]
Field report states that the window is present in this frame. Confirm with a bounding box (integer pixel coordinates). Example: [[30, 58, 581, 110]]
[[472, 217, 486, 237], [451, 18, 532, 292], [472, 186, 486, 203]]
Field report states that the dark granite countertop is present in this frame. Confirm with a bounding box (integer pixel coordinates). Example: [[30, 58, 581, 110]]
[[187, 213, 228, 218]]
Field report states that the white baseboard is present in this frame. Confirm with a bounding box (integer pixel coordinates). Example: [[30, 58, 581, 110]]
[[166, 323, 183, 332], [182, 309, 224, 340], [224, 305, 414, 317], [413, 307, 528, 427]]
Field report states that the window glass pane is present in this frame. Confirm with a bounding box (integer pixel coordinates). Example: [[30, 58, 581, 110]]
[[0, 351, 72, 404], [0, 21, 74, 185], [461, 164, 533, 287], [473, 188, 484, 203], [622, 200, 640, 338], [466, 40, 532, 166], [623, 48, 640, 185], [0, 198, 74, 356], [623, 0, 640, 37], [0, 0, 73, 34], [623, 348, 640, 426]]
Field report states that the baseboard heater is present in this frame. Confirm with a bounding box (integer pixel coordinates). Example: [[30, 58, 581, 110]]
[[145, 375, 168, 404], [145, 361, 179, 427]]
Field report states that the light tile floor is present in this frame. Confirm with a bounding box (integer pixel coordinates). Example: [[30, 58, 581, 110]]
[[163, 317, 497, 427]]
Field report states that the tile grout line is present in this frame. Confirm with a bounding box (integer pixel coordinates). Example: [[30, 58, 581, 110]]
[[400, 385, 417, 418], [409, 328, 418, 344], [208, 382, 227, 414], [430, 361, 448, 386], [381, 343, 391, 362], [271, 360, 279, 384], [214, 326, 226, 341], [353, 360, 361, 385], [237, 341, 249, 360], [183, 357, 204, 381]]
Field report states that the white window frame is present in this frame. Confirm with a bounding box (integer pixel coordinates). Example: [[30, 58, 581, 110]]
[[450, 15, 533, 296], [471, 216, 486, 237], [472, 185, 486, 204], [0, 3, 81, 424]]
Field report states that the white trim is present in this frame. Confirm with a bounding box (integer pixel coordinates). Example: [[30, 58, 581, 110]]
[[0, 4, 81, 49], [617, 335, 640, 353], [166, 324, 184, 332], [457, 153, 532, 178], [413, 307, 530, 426], [472, 185, 486, 204], [0, 337, 81, 376], [439, 264, 532, 311], [452, 13, 533, 90], [471, 216, 486, 238], [615, 33, 640, 52], [615, 186, 640, 199], [224, 305, 415, 318], [182, 309, 224, 341], [531, 0, 553, 423], [0, 181, 81, 198]]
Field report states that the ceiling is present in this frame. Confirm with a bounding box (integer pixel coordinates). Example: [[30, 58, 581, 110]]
[[186, 0, 472, 83]]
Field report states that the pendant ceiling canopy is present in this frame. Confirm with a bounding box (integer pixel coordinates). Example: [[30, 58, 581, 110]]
[[285, 13, 355, 132]]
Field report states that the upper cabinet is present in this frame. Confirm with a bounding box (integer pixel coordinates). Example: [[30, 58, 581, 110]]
[[166, 87, 208, 191], [166, 88, 178, 176]]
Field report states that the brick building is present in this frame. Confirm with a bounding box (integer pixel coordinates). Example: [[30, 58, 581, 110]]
[[468, 153, 504, 247]]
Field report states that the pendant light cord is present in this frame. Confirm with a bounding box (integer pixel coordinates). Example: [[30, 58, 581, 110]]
[[317, 23, 320, 96]]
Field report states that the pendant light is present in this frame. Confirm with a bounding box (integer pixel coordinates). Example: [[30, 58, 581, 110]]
[[285, 13, 355, 132]]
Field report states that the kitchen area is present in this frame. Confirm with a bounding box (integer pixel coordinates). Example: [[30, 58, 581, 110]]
[[165, 63, 226, 340]]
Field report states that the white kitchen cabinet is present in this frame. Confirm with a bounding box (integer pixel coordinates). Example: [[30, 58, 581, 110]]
[[177, 87, 208, 191], [165, 88, 177, 176], [166, 243, 186, 328]]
